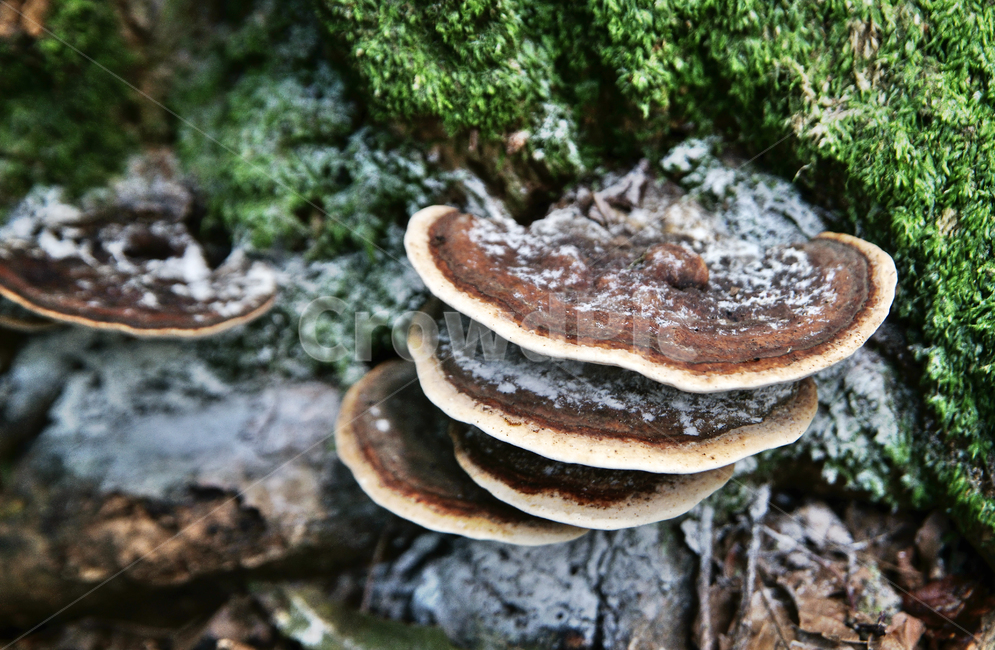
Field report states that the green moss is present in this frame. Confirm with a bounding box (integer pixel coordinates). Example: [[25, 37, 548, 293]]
[[0, 0, 138, 208], [322, 0, 552, 136], [326, 0, 995, 560], [173, 0, 463, 256], [648, 0, 995, 554], [321, 0, 597, 177]]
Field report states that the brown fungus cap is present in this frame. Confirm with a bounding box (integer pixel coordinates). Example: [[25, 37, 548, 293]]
[[410, 308, 818, 473], [450, 422, 734, 530], [405, 203, 896, 392], [0, 161, 277, 337], [0, 296, 58, 333], [335, 360, 588, 545]]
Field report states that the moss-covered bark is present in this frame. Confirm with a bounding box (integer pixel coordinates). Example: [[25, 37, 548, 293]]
[[324, 0, 995, 556], [169, 0, 469, 256], [0, 0, 139, 207]]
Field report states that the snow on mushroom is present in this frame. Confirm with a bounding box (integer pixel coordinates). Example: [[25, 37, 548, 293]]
[[404, 170, 896, 393], [410, 304, 818, 474], [334, 161, 897, 543], [0, 155, 277, 337]]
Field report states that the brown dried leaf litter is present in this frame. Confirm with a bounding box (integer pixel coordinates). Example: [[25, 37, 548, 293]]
[[684, 493, 995, 650]]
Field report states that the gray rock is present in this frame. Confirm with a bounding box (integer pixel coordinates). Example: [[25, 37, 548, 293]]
[[367, 524, 694, 650], [0, 329, 79, 457], [754, 339, 927, 503], [0, 330, 385, 627]]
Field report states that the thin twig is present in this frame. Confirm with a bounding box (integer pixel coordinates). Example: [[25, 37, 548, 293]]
[[757, 585, 792, 650], [591, 192, 618, 227], [360, 519, 393, 613], [740, 484, 770, 622], [697, 504, 715, 650]]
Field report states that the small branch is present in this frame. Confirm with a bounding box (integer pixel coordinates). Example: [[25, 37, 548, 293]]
[[757, 585, 791, 650], [696, 504, 715, 650], [360, 519, 392, 613], [591, 192, 619, 227], [740, 484, 770, 622], [731, 484, 771, 650]]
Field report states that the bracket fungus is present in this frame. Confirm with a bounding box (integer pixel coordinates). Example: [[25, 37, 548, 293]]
[[0, 296, 58, 332], [410, 308, 818, 473], [405, 194, 896, 393], [0, 158, 277, 337], [335, 360, 588, 545], [335, 162, 897, 545], [450, 422, 734, 529]]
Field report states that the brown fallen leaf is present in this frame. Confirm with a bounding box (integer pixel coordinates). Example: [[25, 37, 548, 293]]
[[903, 575, 975, 628], [874, 612, 925, 650], [742, 589, 796, 650], [895, 546, 925, 591], [779, 568, 861, 644], [0, 0, 21, 38]]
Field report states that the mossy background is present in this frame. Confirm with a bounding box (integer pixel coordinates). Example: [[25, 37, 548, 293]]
[[1, 0, 992, 558], [0, 0, 138, 207]]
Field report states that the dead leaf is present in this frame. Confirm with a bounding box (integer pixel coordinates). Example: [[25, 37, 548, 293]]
[[0, 0, 21, 38], [895, 547, 925, 591], [19, 0, 47, 37], [874, 612, 925, 650], [741, 589, 795, 650], [779, 568, 861, 643], [795, 503, 853, 551], [914, 511, 949, 580], [903, 576, 975, 628]]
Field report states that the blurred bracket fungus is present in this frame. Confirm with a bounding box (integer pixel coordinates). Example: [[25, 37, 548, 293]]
[[331, 160, 898, 545], [0, 295, 57, 332], [404, 164, 897, 393], [0, 154, 277, 337]]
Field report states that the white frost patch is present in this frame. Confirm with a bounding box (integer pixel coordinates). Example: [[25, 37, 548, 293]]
[[37, 229, 79, 260], [463, 190, 837, 339], [661, 139, 711, 174]]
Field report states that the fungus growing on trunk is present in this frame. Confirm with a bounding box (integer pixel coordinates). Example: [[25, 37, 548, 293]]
[[450, 422, 734, 529], [350, 161, 897, 544], [0, 296, 57, 332], [0, 157, 277, 337], [335, 360, 588, 545], [405, 204, 895, 392], [411, 307, 818, 473]]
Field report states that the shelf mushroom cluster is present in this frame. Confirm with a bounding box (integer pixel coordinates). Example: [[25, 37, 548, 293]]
[[336, 166, 897, 545], [0, 155, 278, 337]]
